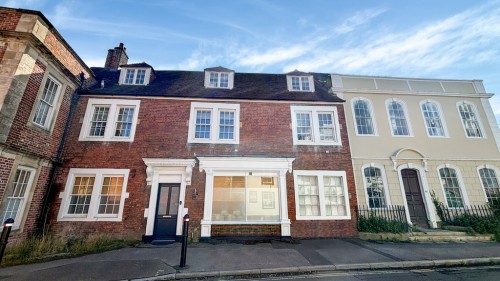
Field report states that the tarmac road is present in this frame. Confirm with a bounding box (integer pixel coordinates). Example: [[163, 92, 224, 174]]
[[202, 265, 500, 281]]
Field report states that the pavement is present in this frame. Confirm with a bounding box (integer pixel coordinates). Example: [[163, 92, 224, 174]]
[[0, 238, 499, 281]]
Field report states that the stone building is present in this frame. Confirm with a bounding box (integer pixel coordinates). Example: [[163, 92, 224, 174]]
[[0, 7, 94, 241], [333, 73, 500, 228]]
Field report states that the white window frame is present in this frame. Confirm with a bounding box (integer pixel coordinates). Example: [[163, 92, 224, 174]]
[[57, 168, 130, 222], [361, 163, 391, 209], [437, 164, 470, 209], [420, 99, 448, 138], [286, 75, 315, 92], [204, 71, 234, 89], [477, 165, 500, 203], [293, 170, 350, 220], [351, 98, 378, 136], [0, 166, 36, 230], [290, 105, 342, 146], [385, 98, 413, 137], [118, 68, 151, 85], [79, 99, 140, 142], [188, 102, 240, 144], [456, 101, 486, 139], [32, 75, 62, 130]]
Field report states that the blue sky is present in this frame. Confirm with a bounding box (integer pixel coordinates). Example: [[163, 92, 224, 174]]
[[3, 0, 500, 123]]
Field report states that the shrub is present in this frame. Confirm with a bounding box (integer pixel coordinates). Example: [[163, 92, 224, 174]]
[[357, 213, 409, 233], [2, 234, 138, 266]]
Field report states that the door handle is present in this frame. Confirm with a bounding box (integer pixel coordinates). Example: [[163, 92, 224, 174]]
[[162, 215, 172, 218]]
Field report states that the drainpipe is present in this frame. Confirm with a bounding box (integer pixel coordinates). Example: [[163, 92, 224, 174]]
[[36, 72, 85, 236]]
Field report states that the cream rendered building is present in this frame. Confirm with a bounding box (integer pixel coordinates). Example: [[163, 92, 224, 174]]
[[331, 74, 500, 228]]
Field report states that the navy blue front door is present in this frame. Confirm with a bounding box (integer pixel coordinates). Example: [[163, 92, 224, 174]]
[[153, 184, 180, 240]]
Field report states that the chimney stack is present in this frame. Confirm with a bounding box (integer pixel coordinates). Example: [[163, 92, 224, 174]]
[[104, 43, 129, 69]]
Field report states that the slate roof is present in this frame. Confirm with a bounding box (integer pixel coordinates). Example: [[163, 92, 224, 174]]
[[82, 67, 344, 103], [120, 62, 153, 68]]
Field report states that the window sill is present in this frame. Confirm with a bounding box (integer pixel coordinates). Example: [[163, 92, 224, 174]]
[[58, 216, 122, 222], [78, 137, 134, 142], [188, 139, 239, 145], [295, 216, 351, 220]]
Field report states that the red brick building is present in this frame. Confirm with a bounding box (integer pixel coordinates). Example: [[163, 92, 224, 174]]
[[0, 7, 94, 241], [48, 45, 358, 242]]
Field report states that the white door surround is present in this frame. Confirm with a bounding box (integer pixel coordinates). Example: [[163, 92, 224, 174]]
[[142, 158, 196, 237], [197, 156, 295, 238]]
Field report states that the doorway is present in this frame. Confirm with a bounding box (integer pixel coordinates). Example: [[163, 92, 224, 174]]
[[401, 169, 428, 228], [153, 183, 180, 240]]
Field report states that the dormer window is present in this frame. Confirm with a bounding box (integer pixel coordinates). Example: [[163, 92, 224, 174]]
[[291, 76, 310, 91], [209, 72, 229, 88], [123, 69, 147, 85], [204, 66, 234, 89], [286, 70, 315, 92], [119, 63, 153, 85]]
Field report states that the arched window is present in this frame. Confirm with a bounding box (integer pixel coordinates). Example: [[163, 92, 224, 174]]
[[363, 166, 388, 208], [421, 101, 446, 137], [352, 99, 375, 135], [438, 167, 465, 208], [457, 102, 483, 138], [478, 167, 500, 202], [387, 100, 410, 136]]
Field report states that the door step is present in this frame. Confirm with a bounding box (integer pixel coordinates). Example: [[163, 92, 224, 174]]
[[151, 239, 177, 245], [409, 234, 494, 242]]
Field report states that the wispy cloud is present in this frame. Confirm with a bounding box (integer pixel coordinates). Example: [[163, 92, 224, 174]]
[[282, 2, 500, 74], [3, 0, 41, 8], [334, 8, 387, 34], [49, 2, 207, 43]]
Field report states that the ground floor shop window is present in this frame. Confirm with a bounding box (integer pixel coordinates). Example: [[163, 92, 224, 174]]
[[212, 175, 279, 222]]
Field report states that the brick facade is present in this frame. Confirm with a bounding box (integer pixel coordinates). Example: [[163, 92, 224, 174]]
[[49, 97, 358, 240]]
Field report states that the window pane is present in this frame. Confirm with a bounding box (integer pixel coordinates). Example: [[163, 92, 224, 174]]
[[212, 176, 246, 221], [364, 167, 387, 208], [388, 101, 409, 136], [479, 168, 500, 202], [89, 106, 110, 136], [323, 176, 346, 216], [135, 70, 146, 84], [33, 77, 59, 127], [459, 103, 482, 137], [115, 107, 135, 137], [296, 112, 312, 141], [422, 102, 445, 136], [195, 110, 211, 139], [124, 69, 135, 84], [439, 168, 465, 208], [0, 169, 32, 224], [98, 176, 123, 215], [219, 111, 234, 140], [301, 77, 310, 91], [291, 77, 300, 91], [209, 72, 218, 87], [297, 176, 320, 216], [247, 176, 279, 221], [68, 176, 95, 214], [353, 100, 374, 135], [220, 73, 229, 88], [318, 113, 335, 141]]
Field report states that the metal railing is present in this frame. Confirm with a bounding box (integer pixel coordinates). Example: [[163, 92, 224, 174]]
[[356, 205, 409, 233], [437, 204, 498, 225]]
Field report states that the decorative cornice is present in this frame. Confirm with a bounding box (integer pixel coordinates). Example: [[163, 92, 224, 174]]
[[142, 158, 196, 185]]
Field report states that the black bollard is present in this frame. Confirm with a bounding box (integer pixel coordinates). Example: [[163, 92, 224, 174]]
[[179, 214, 189, 268], [0, 218, 14, 265]]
